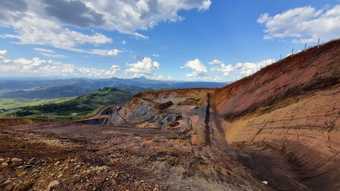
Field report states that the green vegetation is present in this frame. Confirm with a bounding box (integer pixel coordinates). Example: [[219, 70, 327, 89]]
[[0, 98, 73, 110], [0, 87, 133, 120]]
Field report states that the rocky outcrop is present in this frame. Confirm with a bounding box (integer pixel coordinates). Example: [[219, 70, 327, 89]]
[[92, 89, 215, 145]]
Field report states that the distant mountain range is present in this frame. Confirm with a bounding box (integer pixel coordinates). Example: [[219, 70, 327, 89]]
[[0, 77, 226, 99]]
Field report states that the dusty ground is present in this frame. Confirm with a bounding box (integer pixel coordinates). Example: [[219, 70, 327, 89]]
[[0, 120, 270, 191]]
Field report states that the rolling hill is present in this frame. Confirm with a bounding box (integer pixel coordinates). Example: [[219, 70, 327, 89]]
[[0, 87, 133, 119]]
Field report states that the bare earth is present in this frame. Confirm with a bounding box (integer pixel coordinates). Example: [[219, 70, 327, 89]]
[[0, 121, 269, 191]]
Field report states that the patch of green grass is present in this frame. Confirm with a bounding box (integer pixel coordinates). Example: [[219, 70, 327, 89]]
[[0, 87, 133, 120], [0, 98, 74, 110]]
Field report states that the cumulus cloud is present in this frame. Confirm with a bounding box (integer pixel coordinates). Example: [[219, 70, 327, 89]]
[[211, 58, 275, 80], [0, 0, 211, 49], [0, 1, 110, 53], [83, 0, 211, 36], [126, 57, 160, 77], [258, 5, 340, 43], [234, 59, 275, 76], [210, 59, 233, 76], [183, 58, 208, 77], [0, 49, 119, 78], [10, 12, 111, 50]]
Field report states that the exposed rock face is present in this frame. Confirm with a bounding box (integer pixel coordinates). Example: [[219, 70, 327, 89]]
[[212, 39, 340, 190], [101, 89, 216, 145], [96, 39, 340, 190]]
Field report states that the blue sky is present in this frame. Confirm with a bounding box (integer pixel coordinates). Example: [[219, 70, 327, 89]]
[[0, 0, 339, 82]]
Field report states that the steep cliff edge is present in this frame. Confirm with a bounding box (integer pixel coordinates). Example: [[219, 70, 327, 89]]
[[213, 39, 340, 190]]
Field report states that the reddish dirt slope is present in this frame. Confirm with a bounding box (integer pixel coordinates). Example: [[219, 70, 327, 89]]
[[212, 39, 340, 190], [214, 39, 340, 118]]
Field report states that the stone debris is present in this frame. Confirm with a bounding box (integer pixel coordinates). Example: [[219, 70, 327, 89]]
[[47, 180, 60, 191], [1, 162, 8, 168]]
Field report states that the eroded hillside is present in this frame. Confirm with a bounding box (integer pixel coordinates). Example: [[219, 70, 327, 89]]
[[1, 39, 339, 191], [94, 39, 340, 190], [212, 39, 340, 191]]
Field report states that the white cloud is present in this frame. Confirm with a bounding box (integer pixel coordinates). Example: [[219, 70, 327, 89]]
[[34, 47, 65, 58], [89, 49, 121, 57], [0, 34, 20, 40], [34, 48, 55, 54], [126, 57, 160, 77], [0, 50, 7, 60], [210, 59, 223, 65], [0, 49, 119, 78], [10, 12, 112, 50], [210, 59, 233, 76], [0, 0, 211, 56], [34, 46, 121, 58], [83, 0, 211, 36], [258, 5, 340, 43], [211, 58, 275, 80], [0, 0, 211, 46], [234, 59, 275, 76], [0, 0, 211, 57], [182, 58, 207, 77], [149, 74, 173, 81]]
